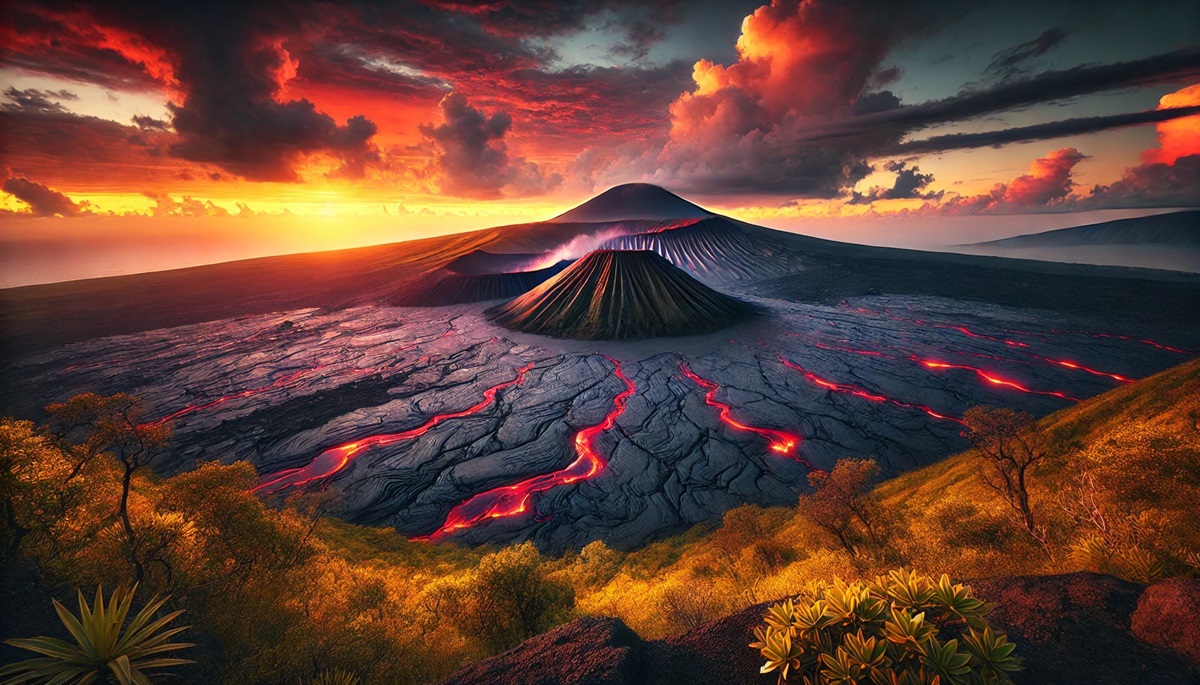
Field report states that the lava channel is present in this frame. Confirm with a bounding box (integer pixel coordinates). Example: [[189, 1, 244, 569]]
[[254, 363, 534, 495], [913, 357, 1080, 402], [1051, 330, 1189, 354], [679, 363, 813, 468], [145, 365, 326, 426], [419, 356, 635, 540], [777, 356, 965, 426]]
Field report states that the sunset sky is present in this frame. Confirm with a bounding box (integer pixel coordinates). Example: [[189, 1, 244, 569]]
[[2, 0, 1199, 285]]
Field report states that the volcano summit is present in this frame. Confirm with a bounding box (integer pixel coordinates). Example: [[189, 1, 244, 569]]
[[487, 249, 757, 339]]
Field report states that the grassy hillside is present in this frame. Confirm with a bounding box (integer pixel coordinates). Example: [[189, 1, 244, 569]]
[[2, 359, 1197, 683]]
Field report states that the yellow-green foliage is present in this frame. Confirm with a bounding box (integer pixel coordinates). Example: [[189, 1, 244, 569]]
[[2, 358, 1197, 682], [750, 569, 1019, 685]]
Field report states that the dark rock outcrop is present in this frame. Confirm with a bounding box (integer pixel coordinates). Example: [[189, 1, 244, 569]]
[[488, 250, 757, 340], [438, 617, 647, 685], [439, 573, 1200, 685], [969, 573, 1198, 685], [1131, 578, 1200, 671]]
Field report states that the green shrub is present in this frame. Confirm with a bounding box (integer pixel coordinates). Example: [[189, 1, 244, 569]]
[[750, 569, 1020, 685]]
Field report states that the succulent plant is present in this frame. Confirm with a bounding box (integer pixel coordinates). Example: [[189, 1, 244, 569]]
[[750, 569, 1020, 685]]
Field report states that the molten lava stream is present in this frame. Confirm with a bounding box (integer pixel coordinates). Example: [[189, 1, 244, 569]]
[[419, 356, 635, 540], [1051, 330, 1189, 354], [776, 356, 965, 426], [913, 357, 1080, 402], [254, 363, 535, 495], [145, 365, 325, 426], [679, 363, 816, 470]]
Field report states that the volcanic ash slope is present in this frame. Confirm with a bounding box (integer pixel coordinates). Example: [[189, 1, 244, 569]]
[[487, 250, 757, 340]]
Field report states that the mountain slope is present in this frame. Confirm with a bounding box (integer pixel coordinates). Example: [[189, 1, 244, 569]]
[[400, 261, 573, 306], [487, 250, 756, 339], [552, 183, 713, 223], [600, 217, 805, 282], [967, 211, 1200, 248]]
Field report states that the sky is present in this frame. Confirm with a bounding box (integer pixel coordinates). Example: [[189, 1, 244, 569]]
[[1, 0, 1199, 286]]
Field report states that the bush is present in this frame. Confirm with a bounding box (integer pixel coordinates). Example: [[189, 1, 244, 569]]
[[750, 569, 1020, 685], [441, 542, 575, 652]]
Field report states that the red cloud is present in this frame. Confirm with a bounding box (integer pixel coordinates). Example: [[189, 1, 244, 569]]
[[937, 148, 1087, 214]]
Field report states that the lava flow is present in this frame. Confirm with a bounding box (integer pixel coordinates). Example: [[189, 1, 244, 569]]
[[680, 363, 812, 466], [254, 363, 534, 495], [913, 358, 1080, 402], [419, 356, 635, 540], [1051, 330, 1189, 354], [145, 365, 325, 426], [777, 356, 965, 426]]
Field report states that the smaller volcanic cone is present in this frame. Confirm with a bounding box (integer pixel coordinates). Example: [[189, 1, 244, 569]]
[[488, 250, 757, 340]]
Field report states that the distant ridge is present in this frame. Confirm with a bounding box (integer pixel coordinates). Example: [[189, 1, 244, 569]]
[[552, 184, 713, 223], [488, 250, 756, 340], [444, 250, 546, 275], [401, 261, 572, 306], [966, 211, 1200, 248]]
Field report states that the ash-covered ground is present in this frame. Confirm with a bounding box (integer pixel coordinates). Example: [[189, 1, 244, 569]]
[[3, 290, 1190, 552]]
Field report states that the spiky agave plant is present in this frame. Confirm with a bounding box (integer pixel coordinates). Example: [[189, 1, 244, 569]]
[[309, 668, 362, 685], [0, 584, 193, 685]]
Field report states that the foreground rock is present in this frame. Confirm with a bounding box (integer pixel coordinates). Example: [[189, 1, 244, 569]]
[[439, 573, 1199, 685], [1131, 578, 1200, 671]]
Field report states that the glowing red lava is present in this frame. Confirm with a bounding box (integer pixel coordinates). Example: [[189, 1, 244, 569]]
[[145, 365, 325, 426], [419, 356, 635, 540], [254, 363, 535, 495], [806, 332, 1133, 386], [679, 363, 812, 467], [1037, 357, 1132, 383], [913, 358, 1080, 402], [777, 357, 965, 426], [1053, 330, 1190, 354]]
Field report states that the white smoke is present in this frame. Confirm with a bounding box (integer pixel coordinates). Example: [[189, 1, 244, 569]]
[[523, 226, 629, 271]]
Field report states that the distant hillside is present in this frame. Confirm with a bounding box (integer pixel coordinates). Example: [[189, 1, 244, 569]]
[[969, 211, 1200, 248], [552, 183, 713, 223], [955, 211, 1200, 272]]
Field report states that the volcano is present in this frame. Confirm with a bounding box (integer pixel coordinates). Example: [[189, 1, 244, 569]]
[[487, 250, 756, 339], [601, 217, 805, 282], [552, 183, 712, 223]]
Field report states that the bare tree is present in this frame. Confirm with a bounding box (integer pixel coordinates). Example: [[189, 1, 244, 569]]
[[797, 458, 888, 559], [46, 393, 169, 582], [963, 406, 1051, 554]]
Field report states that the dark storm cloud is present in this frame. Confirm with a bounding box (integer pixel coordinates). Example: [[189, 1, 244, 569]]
[[848, 161, 941, 203], [794, 47, 1200, 149], [131, 114, 171, 131], [885, 104, 1200, 155], [983, 27, 1068, 81], [1, 87, 78, 114], [419, 92, 560, 198], [6, 1, 380, 182], [0, 107, 184, 187], [2, 176, 83, 216]]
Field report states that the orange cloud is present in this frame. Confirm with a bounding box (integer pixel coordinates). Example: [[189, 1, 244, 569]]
[[1142, 82, 1200, 165]]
